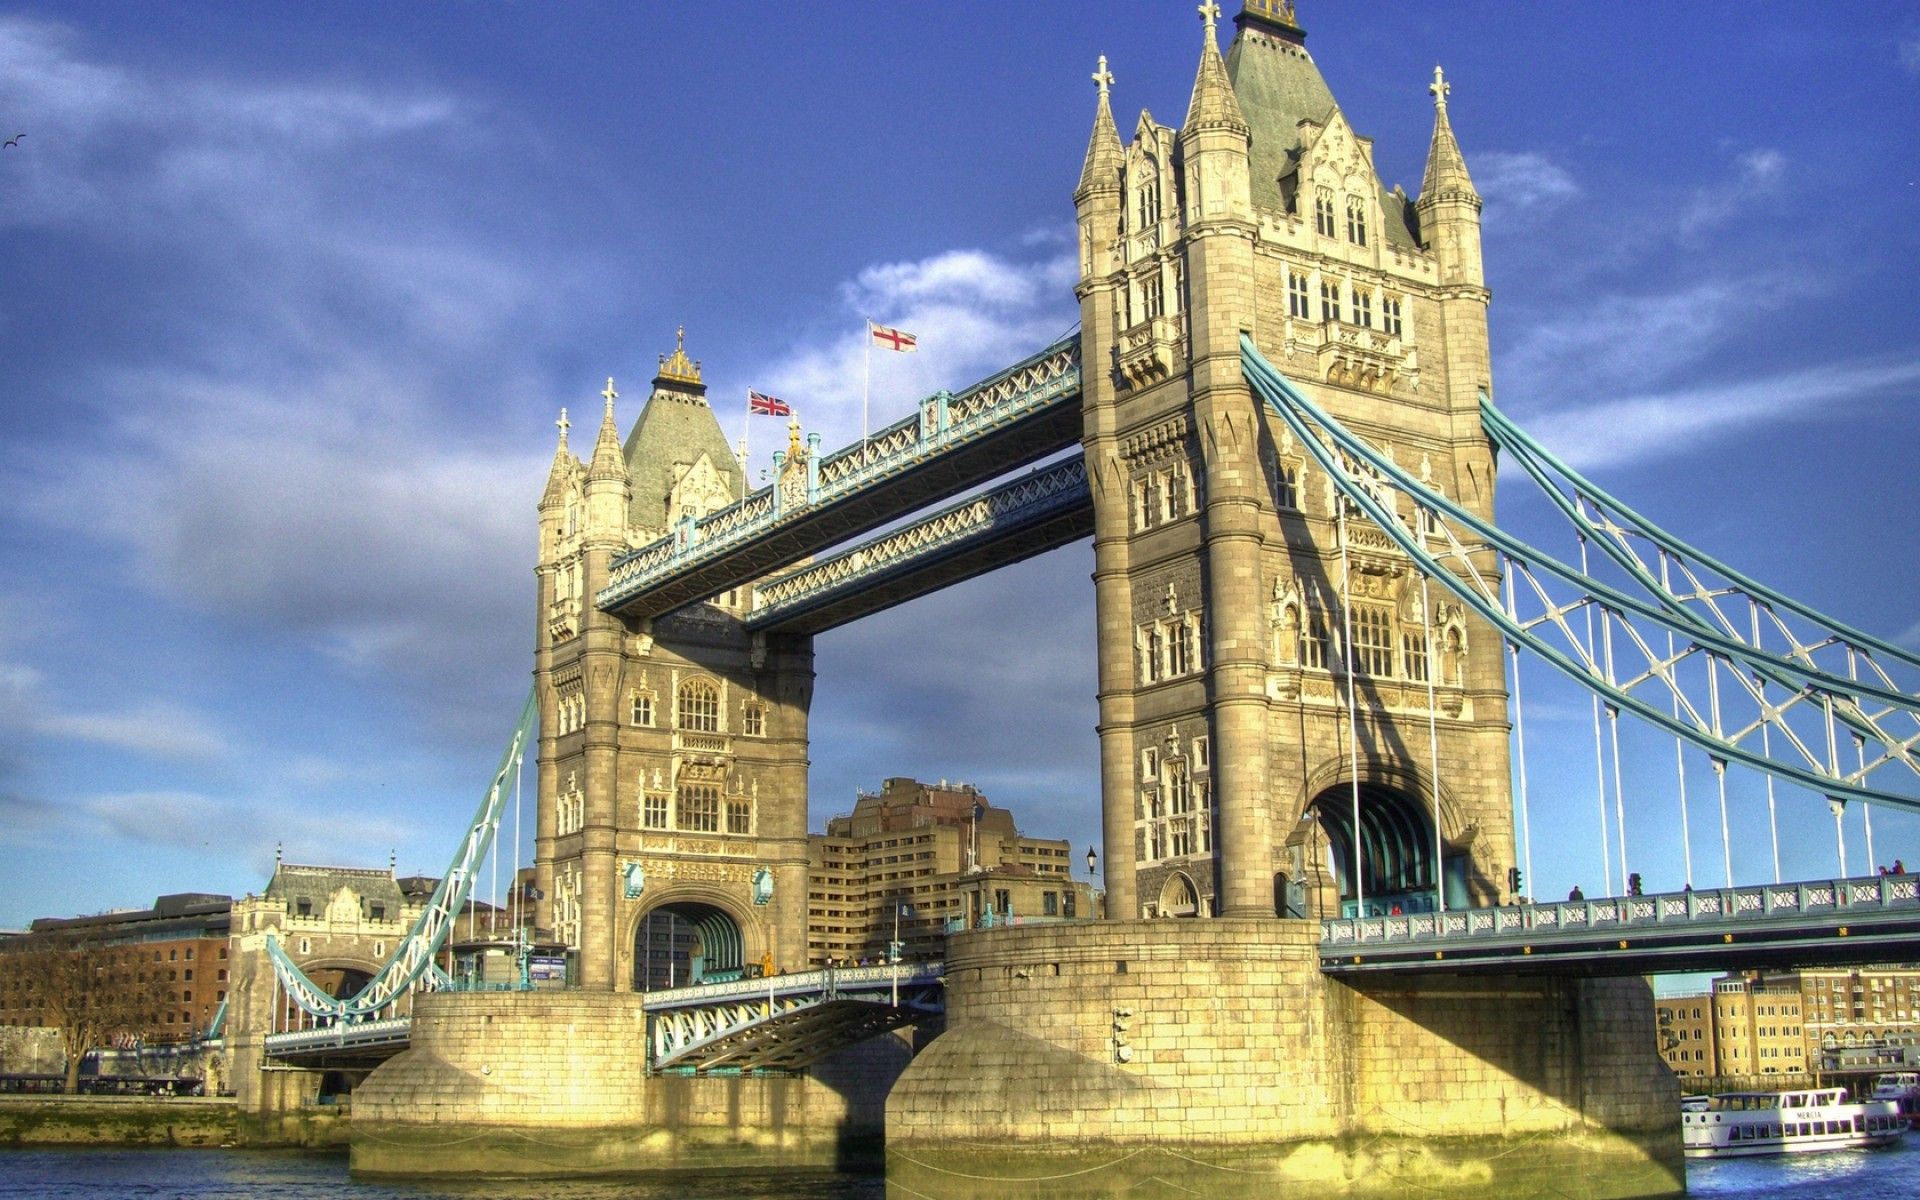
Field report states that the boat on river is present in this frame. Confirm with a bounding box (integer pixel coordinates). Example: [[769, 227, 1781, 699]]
[[1872, 1071, 1920, 1129], [1681, 1087, 1906, 1158]]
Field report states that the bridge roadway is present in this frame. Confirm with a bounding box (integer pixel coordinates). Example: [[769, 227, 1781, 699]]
[[597, 337, 1083, 621], [1320, 871, 1920, 976], [262, 874, 1917, 1071]]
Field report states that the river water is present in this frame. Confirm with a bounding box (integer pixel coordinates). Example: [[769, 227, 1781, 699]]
[[0, 1141, 1913, 1198]]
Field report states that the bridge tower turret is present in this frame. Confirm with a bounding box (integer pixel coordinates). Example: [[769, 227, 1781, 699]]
[[534, 333, 815, 993], [1076, 1, 1516, 921]]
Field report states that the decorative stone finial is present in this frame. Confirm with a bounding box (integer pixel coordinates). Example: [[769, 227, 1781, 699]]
[[275, 841, 283, 865], [601, 377, 618, 416], [1430, 64, 1450, 112], [1198, 0, 1222, 36], [786, 415, 803, 456], [1092, 54, 1114, 98], [555, 407, 570, 446]]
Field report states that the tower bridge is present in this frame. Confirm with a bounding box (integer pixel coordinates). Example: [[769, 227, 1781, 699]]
[[224, 4, 1920, 1196]]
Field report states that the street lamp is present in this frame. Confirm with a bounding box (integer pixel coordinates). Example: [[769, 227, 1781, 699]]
[[1086, 845, 1098, 879]]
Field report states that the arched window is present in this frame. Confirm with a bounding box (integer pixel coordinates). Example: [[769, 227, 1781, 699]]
[[1345, 196, 1368, 246], [1314, 190, 1336, 237], [677, 679, 719, 732]]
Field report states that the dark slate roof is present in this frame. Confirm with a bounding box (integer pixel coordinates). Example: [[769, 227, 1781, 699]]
[[264, 863, 405, 909], [1226, 23, 1422, 250], [622, 383, 744, 534]]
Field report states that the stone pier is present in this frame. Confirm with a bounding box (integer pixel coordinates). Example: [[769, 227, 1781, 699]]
[[886, 921, 1683, 1199], [350, 991, 909, 1176]]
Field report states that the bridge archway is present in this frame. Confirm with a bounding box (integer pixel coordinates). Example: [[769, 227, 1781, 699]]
[[1158, 871, 1202, 918], [628, 891, 757, 990], [1307, 781, 1464, 918]]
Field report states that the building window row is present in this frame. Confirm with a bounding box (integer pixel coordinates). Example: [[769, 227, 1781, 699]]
[[1139, 614, 1204, 685], [638, 784, 753, 836], [1133, 462, 1195, 532]]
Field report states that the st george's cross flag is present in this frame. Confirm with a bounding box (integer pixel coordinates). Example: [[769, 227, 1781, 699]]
[[868, 321, 919, 353], [747, 389, 791, 417]]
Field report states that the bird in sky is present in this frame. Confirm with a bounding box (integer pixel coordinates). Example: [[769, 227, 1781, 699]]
[[2, 134, 22, 149]]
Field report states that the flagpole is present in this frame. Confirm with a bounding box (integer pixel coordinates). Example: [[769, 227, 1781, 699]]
[[741, 389, 751, 480], [862, 319, 872, 455]]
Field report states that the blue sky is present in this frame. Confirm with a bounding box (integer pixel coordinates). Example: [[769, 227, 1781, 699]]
[[1, 2, 1917, 930]]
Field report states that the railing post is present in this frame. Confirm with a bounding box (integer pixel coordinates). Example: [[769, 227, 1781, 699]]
[[806, 434, 822, 501]]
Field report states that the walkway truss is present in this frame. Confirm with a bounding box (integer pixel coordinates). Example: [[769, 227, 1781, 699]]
[[1242, 337, 1920, 833], [262, 687, 539, 1035], [644, 964, 944, 1074]]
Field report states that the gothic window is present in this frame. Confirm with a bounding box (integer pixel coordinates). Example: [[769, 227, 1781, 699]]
[[1175, 619, 1198, 675], [743, 702, 765, 737], [630, 692, 654, 727], [1164, 465, 1188, 521], [1275, 460, 1299, 509], [1320, 281, 1341, 323], [1141, 474, 1161, 529], [1346, 197, 1368, 246], [1287, 271, 1311, 319], [1193, 735, 1210, 770], [726, 800, 752, 835], [677, 680, 719, 732], [643, 793, 668, 830], [1314, 190, 1336, 238], [1145, 272, 1165, 319], [1170, 819, 1194, 858], [1301, 606, 1331, 670], [1147, 628, 1165, 683], [1141, 747, 1159, 781], [1383, 295, 1404, 337], [1352, 288, 1373, 329], [1403, 630, 1431, 683], [1167, 760, 1191, 815], [1136, 163, 1161, 228], [677, 784, 720, 833], [1352, 605, 1394, 676]]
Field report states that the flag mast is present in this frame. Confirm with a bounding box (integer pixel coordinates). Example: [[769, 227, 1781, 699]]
[[862, 318, 873, 453]]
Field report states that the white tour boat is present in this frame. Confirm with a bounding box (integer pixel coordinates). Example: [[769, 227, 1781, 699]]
[[1681, 1087, 1906, 1157], [1871, 1071, 1920, 1129]]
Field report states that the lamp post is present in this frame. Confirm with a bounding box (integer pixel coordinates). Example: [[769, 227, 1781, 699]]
[[1086, 844, 1098, 879]]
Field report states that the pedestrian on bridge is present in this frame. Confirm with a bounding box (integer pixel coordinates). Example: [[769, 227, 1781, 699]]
[[1568, 885, 1584, 901]]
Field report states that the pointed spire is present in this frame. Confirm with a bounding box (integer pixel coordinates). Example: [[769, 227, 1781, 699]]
[[541, 406, 577, 508], [587, 377, 626, 483], [1185, 2, 1248, 137], [1076, 54, 1124, 201], [1419, 65, 1478, 204]]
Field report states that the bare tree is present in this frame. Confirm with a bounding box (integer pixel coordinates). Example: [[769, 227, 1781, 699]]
[[5, 934, 171, 1093]]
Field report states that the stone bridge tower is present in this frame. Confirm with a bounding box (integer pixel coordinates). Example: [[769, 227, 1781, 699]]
[[533, 334, 814, 990], [1078, 1, 1514, 921]]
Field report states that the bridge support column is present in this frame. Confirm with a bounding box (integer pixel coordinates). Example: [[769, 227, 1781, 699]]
[[887, 922, 1682, 1199]]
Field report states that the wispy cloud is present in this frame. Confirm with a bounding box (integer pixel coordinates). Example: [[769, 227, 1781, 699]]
[[36, 703, 228, 761], [1520, 358, 1920, 471], [1898, 35, 1920, 75], [85, 790, 418, 874], [1475, 151, 1580, 224], [1678, 148, 1786, 237]]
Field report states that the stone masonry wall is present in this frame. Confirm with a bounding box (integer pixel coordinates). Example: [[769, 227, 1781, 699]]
[[350, 990, 904, 1176]]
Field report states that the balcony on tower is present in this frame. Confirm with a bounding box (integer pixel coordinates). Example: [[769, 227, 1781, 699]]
[[1116, 314, 1184, 390]]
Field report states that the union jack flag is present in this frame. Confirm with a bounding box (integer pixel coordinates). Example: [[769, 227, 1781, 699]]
[[748, 389, 791, 416]]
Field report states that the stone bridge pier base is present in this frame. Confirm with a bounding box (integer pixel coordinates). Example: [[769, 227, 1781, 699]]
[[886, 920, 1683, 1200], [348, 991, 911, 1176]]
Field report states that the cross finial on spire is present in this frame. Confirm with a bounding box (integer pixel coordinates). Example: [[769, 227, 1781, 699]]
[[1430, 64, 1450, 112], [601, 377, 618, 414], [1092, 54, 1114, 98], [556, 407, 570, 443], [1198, 1, 1222, 35]]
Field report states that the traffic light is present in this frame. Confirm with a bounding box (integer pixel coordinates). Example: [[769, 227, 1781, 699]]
[[1507, 866, 1523, 897]]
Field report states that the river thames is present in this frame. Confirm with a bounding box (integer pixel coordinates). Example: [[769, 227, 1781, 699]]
[[0, 1142, 1915, 1199]]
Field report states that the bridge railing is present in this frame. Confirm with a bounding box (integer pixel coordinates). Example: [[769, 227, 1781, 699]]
[[262, 1016, 413, 1056], [598, 337, 1080, 610], [641, 962, 943, 1011], [1320, 873, 1918, 948]]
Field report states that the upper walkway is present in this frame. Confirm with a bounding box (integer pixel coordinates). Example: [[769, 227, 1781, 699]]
[[1320, 872, 1920, 977], [597, 337, 1081, 620]]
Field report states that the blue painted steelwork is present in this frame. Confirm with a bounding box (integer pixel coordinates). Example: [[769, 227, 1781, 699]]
[[745, 455, 1091, 632], [597, 337, 1081, 615], [1320, 872, 1920, 975], [1241, 336, 1920, 812], [264, 686, 539, 1021], [644, 963, 944, 1073]]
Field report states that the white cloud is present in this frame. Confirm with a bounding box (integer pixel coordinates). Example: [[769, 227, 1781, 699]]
[[735, 247, 1078, 457], [36, 703, 228, 761], [1898, 36, 1920, 75], [1678, 147, 1786, 236], [85, 790, 417, 869], [1518, 358, 1920, 471], [1475, 151, 1580, 222]]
